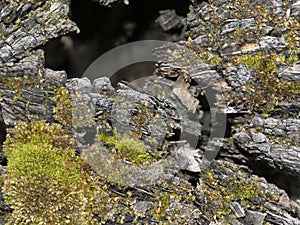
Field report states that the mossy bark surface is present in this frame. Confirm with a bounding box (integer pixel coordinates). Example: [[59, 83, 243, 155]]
[[0, 0, 299, 224]]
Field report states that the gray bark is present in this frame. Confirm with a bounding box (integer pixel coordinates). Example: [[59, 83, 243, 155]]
[[0, 0, 299, 224]]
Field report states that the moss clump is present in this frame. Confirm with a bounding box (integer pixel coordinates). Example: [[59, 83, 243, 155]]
[[5, 142, 83, 183], [3, 174, 96, 225], [130, 101, 156, 139], [198, 50, 222, 66], [234, 52, 276, 70], [286, 81, 300, 95], [2, 121, 101, 224], [278, 52, 299, 66], [146, 179, 198, 225], [151, 190, 182, 224], [99, 131, 159, 166]]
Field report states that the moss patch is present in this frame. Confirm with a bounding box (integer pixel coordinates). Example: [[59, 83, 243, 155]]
[[2, 121, 101, 224], [98, 130, 160, 166]]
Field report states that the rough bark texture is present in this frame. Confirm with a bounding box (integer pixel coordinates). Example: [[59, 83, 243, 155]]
[[0, 0, 300, 224], [0, 0, 78, 223], [0, 1, 78, 63], [0, 0, 77, 125]]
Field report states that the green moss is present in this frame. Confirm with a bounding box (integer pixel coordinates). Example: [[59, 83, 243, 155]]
[[284, 23, 300, 50], [145, 179, 198, 224], [130, 101, 154, 139], [234, 52, 275, 70], [83, 145, 134, 186], [98, 130, 159, 166], [6, 142, 83, 184], [280, 52, 300, 66], [286, 81, 300, 95], [2, 121, 103, 224], [198, 49, 222, 66], [3, 173, 101, 225], [2, 119, 198, 224], [2, 121, 128, 224], [152, 191, 178, 224]]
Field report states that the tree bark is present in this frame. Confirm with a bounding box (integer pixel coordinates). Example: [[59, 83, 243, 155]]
[[0, 0, 299, 224]]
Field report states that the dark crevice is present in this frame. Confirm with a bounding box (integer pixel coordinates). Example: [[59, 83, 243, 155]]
[[247, 158, 300, 199], [42, 0, 190, 78]]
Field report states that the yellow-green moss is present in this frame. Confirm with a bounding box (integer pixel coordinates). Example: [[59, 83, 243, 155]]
[[3, 174, 97, 225], [98, 130, 159, 166], [2, 120, 103, 224], [234, 52, 276, 70], [2, 121, 127, 224], [1, 120, 200, 224], [5, 142, 83, 184], [286, 80, 300, 95], [151, 190, 181, 224], [146, 179, 198, 225], [82, 144, 136, 187], [198, 50, 222, 66], [130, 101, 154, 139], [283, 19, 300, 51], [279, 52, 300, 66]]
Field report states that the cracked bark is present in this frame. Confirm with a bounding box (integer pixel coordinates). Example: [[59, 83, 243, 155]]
[[0, 0, 299, 224]]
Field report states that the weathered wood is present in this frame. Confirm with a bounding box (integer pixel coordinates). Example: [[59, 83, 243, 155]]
[[0, 1, 78, 223], [180, 0, 300, 183], [149, 0, 300, 223], [198, 160, 300, 225], [0, 0, 77, 125], [156, 9, 185, 32], [0, 1, 78, 63], [186, 0, 300, 194], [0, 0, 299, 224], [0, 50, 67, 125]]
